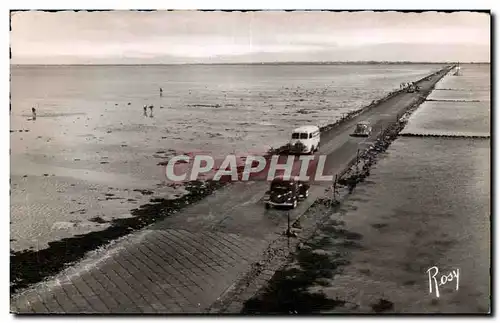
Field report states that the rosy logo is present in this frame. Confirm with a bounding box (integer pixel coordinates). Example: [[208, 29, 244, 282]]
[[165, 154, 335, 183]]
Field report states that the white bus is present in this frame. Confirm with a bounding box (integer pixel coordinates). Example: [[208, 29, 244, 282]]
[[289, 125, 320, 154]]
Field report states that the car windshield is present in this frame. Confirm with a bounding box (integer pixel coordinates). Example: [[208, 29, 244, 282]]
[[271, 182, 293, 192], [292, 132, 311, 139], [271, 185, 291, 193], [356, 124, 367, 132]]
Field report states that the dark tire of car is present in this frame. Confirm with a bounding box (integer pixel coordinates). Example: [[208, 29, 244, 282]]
[[265, 203, 271, 209]]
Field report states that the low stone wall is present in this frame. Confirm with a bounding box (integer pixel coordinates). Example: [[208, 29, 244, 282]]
[[399, 133, 490, 139]]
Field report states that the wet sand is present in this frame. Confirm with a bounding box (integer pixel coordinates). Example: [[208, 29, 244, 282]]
[[11, 64, 441, 252]]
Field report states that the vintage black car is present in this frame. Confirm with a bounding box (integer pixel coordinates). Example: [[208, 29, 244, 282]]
[[265, 176, 310, 209]]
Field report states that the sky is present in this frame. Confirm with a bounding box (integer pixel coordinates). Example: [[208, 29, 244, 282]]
[[10, 10, 491, 64]]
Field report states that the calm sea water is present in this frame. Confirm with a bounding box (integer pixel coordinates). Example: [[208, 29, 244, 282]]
[[402, 64, 490, 137], [10, 63, 442, 251], [316, 64, 490, 312]]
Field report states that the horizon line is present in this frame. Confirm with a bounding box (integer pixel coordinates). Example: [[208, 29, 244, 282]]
[[10, 60, 489, 67]]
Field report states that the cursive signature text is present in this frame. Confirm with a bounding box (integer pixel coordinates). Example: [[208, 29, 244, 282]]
[[426, 266, 459, 298]]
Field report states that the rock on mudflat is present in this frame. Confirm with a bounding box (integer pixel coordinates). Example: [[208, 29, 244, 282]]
[[371, 299, 394, 313], [312, 249, 329, 256]]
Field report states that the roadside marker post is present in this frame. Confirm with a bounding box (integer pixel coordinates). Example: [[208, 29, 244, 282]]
[[287, 211, 290, 235], [287, 211, 291, 250]]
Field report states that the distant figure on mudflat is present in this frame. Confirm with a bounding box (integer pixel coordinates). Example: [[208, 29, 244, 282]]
[[149, 105, 154, 117], [31, 107, 36, 120], [143, 105, 147, 116], [160, 87, 163, 97]]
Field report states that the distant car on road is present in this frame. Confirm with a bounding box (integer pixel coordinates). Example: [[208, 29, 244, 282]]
[[350, 121, 372, 137], [406, 83, 420, 93], [265, 176, 310, 209]]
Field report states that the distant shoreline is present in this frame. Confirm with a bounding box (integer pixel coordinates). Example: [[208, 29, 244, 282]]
[[10, 61, 489, 67]]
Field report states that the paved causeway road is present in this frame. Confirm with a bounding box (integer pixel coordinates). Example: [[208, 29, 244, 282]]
[[11, 66, 451, 314]]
